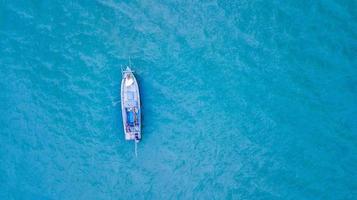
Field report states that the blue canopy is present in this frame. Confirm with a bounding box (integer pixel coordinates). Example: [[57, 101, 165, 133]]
[[127, 110, 135, 126]]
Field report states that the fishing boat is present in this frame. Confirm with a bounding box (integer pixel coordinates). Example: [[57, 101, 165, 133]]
[[121, 66, 141, 154]]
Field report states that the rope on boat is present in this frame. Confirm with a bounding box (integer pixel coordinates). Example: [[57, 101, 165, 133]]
[[134, 140, 138, 157]]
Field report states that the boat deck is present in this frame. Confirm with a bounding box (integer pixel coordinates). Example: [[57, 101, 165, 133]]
[[121, 70, 141, 141]]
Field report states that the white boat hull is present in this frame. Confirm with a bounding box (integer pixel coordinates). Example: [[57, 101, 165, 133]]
[[121, 67, 141, 141]]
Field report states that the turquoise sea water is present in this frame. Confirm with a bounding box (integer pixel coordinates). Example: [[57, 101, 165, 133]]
[[0, 0, 356, 199]]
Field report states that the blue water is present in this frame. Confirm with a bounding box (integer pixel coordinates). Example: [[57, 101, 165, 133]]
[[0, 1, 356, 199]]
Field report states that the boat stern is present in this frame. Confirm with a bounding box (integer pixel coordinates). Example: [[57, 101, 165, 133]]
[[125, 132, 141, 141]]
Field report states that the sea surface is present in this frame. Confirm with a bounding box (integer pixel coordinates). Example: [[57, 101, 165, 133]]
[[0, 0, 356, 199]]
